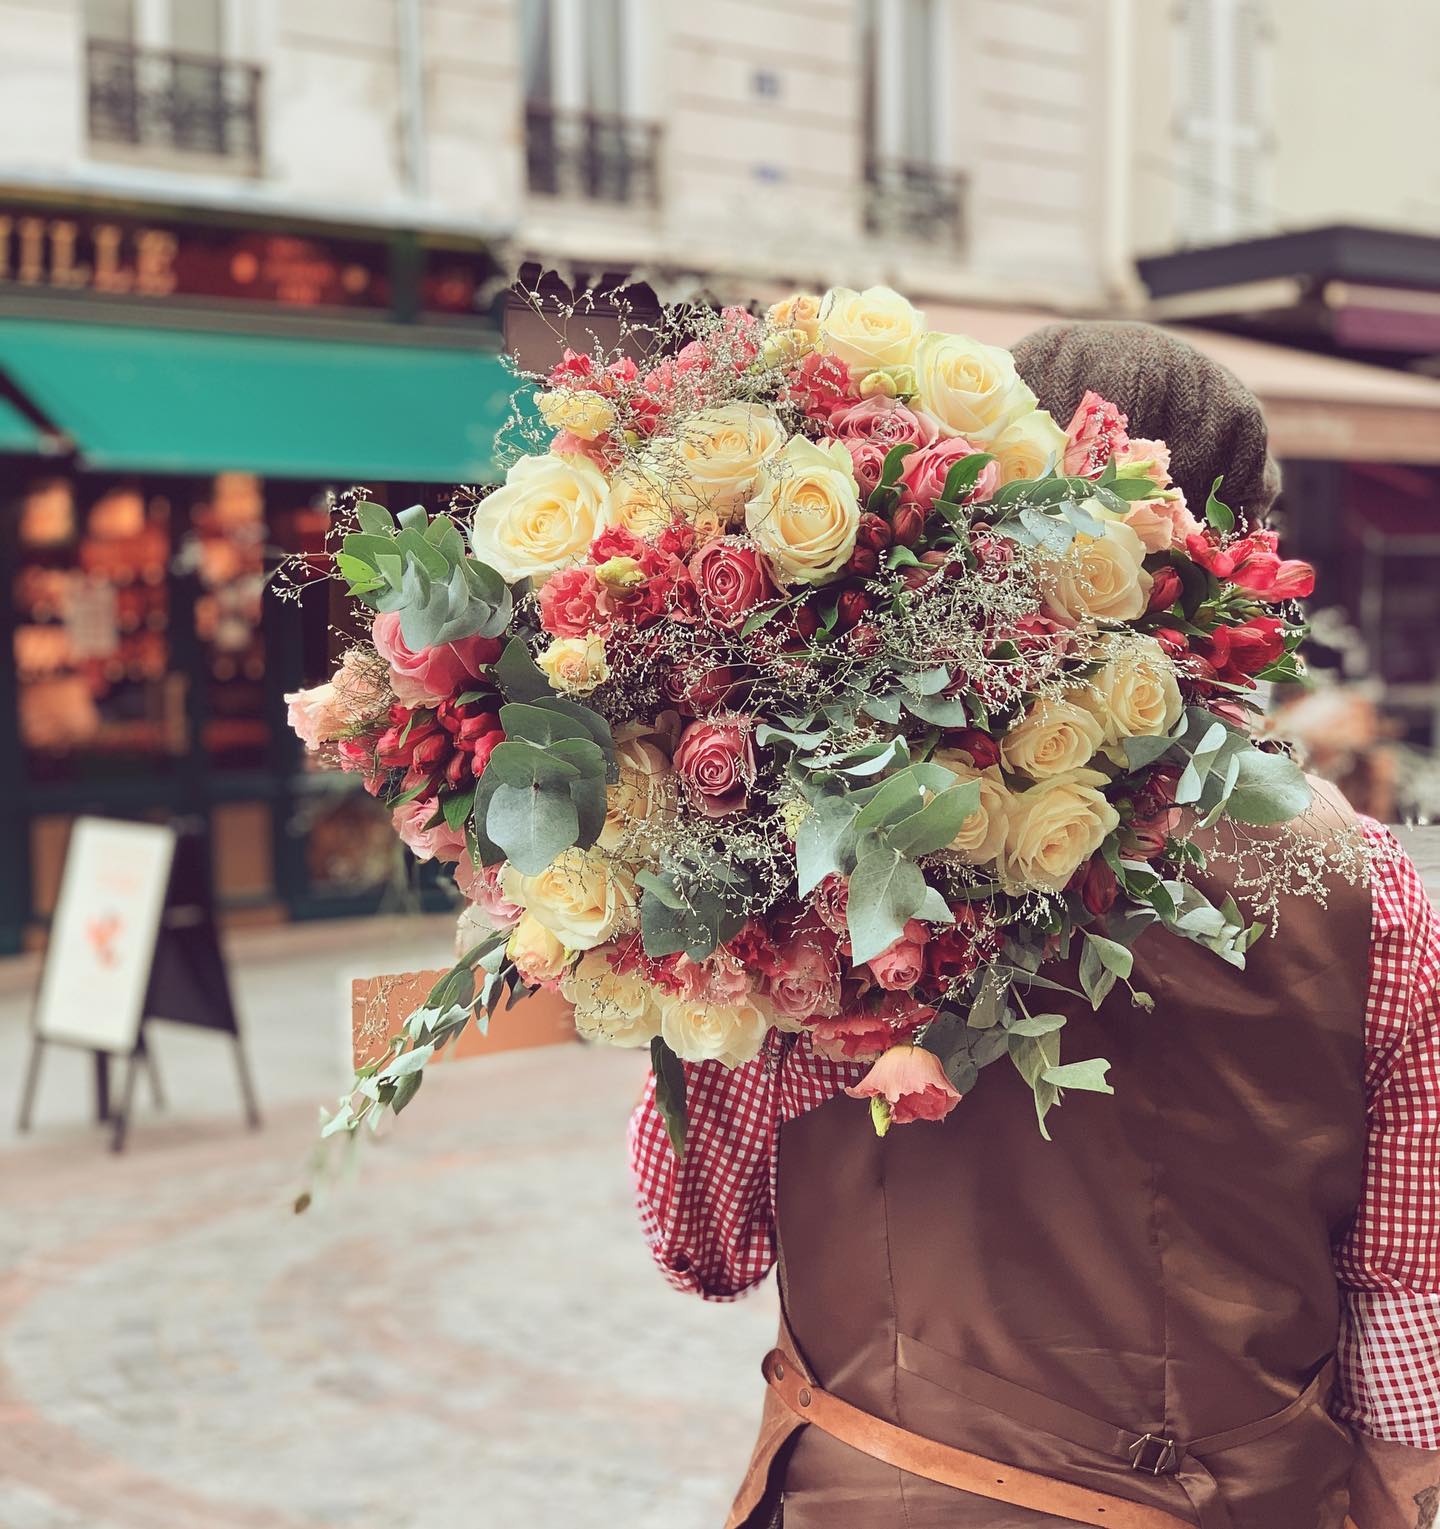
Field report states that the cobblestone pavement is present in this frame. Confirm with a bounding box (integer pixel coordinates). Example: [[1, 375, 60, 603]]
[[0, 919, 776, 1529]]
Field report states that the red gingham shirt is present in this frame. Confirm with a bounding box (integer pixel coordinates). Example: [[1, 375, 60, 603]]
[[628, 819, 1440, 1447]]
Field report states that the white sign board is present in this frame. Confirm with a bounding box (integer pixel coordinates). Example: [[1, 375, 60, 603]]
[[34, 817, 176, 1054]]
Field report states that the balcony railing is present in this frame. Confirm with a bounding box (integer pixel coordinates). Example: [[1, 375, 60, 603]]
[[87, 40, 262, 166], [864, 158, 967, 250], [525, 104, 661, 207]]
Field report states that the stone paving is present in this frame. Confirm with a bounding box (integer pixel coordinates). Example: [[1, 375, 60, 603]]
[[0, 919, 776, 1529]]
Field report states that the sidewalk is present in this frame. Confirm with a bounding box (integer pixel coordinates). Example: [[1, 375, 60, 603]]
[[0, 919, 776, 1529]]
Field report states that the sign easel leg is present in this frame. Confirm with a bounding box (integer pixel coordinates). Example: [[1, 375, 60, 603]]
[[110, 1049, 142, 1154], [93, 1050, 110, 1123], [233, 1036, 262, 1129], [15, 1035, 45, 1132]]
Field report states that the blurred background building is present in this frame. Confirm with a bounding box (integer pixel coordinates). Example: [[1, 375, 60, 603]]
[[0, 0, 1437, 951]]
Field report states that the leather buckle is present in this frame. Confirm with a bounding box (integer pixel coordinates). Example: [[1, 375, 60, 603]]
[[1128, 1433, 1179, 1475]]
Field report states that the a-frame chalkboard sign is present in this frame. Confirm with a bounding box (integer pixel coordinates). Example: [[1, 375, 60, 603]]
[[16, 815, 261, 1152]]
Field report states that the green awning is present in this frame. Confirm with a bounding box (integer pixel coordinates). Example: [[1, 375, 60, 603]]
[[0, 394, 52, 455], [0, 318, 518, 482]]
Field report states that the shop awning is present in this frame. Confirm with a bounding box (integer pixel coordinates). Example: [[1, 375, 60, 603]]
[[922, 302, 1440, 466], [0, 318, 520, 481]]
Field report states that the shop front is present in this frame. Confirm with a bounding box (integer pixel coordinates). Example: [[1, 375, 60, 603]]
[[0, 195, 515, 953]]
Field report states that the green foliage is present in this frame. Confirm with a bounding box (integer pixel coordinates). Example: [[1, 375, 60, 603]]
[[1205, 475, 1236, 533], [339, 501, 512, 650], [650, 1035, 688, 1158], [637, 858, 752, 961]]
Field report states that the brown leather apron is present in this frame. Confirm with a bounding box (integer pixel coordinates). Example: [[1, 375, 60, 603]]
[[730, 783, 1371, 1529]]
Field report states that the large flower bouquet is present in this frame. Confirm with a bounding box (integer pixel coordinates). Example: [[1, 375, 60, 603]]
[[288, 285, 1332, 1150]]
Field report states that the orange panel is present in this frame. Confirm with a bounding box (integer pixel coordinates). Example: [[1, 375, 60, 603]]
[[351, 968, 577, 1071]]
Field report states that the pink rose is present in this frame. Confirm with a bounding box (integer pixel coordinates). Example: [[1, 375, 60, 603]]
[[673, 949, 755, 1005], [537, 565, 605, 638], [812, 875, 850, 940], [285, 682, 344, 749], [1115, 437, 1172, 488], [865, 919, 931, 991], [846, 1044, 963, 1128], [1063, 390, 1128, 477], [673, 716, 756, 818], [846, 436, 893, 497], [811, 1014, 894, 1063], [828, 396, 939, 449], [372, 612, 503, 706], [454, 858, 523, 930], [767, 937, 841, 1022], [1123, 490, 1202, 553], [899, 437, 999, 510], [391, 797, 467, 864], [689, 538, 777, 629]]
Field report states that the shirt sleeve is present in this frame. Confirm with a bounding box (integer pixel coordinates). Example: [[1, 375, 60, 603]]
[[1333, 819, 1440, 1447], [627, 1035, 866, 1301]]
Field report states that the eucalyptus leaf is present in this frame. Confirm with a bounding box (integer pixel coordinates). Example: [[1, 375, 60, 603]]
[[1043, 1059, 1115, 1094], [1226, 748, 1311, 826], [846, 846, 928, 964], [485, 782, 579, 873]]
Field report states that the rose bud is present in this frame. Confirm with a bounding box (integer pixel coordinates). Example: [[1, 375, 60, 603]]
[[1147, 566, 1183, 613], [1070, 856, 1118, 917], [891, 501, 926, 547], [833, 589, 871, 633], [1153, 627, 1189, 658], [847, 621, 882, 656], [902, 550, 949, 591], [947, 728, 1001, 770], [845, 1045, 963, 1134], [469, 729, 504, 776]]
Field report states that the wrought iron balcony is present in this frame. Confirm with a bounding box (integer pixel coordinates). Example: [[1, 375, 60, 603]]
[[525, 104, 661, 207], [864, 158, 968, 250], [87, 40, 262, 166]]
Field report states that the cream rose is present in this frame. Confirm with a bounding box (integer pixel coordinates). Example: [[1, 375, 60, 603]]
[[471, 452, 608, 582], [601, 460, 673, 537], [503, 847, 636, 951], [818, 285, 925, 373], [767, 292, 823, 343], [1000, 770, 1120, 893], [912, 331, 1037, 443], [932, 750, 1010, 864], [660, 993, 770, 1068], [506, 913, 570, 985], [600, 733, 675, 856], [1042, 522, 1153, 626], [535, 389, 616, 442], [561, 950, 661, 1048], [1071, 636, 1183, 755], [745, 435, 861, 587], [538, 633, 609, 695], [670, 402, 785, 525], [990, 408, 1069, 485], [1000, 698, 1104, 781]]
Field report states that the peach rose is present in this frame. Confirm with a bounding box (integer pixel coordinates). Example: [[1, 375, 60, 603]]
[[1041, 522, 1153, 626], [285, 683, 345, 749], [846, 1044, 963, 1132]]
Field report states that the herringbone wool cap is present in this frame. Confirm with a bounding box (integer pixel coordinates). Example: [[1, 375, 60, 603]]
[[1012, 320, 1281, 521]]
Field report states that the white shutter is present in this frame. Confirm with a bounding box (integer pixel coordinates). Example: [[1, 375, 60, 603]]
[[1231, 0, 1275, 235], [1173, 0, 1274, 244], [1173, 0, 1223, 244]]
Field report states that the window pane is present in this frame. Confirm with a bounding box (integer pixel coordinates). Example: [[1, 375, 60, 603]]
[[902, 0, 936, 162], [584, 0, 625, 115], [521, 0, 554, 104], [84, 0, 134, 42], [170, 0, 223, 54]]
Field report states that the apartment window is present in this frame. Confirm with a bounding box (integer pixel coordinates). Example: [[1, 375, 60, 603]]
[[1173, 0, 1274, 245], [522, 0, 660, 206], [861, 0, 966, 249], [85, 0, 261, 169]]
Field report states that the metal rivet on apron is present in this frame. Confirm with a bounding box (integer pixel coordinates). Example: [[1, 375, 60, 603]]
[[774, 1361, 785, 1380], [798, 1388, 812, 1408]]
